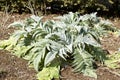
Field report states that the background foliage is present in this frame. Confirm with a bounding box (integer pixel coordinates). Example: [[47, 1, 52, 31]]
[[0, 0, 120, 16]]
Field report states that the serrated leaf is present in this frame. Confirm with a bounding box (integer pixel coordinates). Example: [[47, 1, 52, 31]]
[[83, 34, 101, 47], [105, 52, 120, 69], [8, 21, 24, 28], [73, 48, 95, 77], [44, 52, 57, 66], [66, 44, 73, 53], [33, 47, 46, 71], [37, 66, 59, 80], [59, 48, 67, 60]]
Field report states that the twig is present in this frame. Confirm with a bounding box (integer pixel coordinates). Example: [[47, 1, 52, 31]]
[[101, 67, 120, 77], [1, 4, 11, 28]]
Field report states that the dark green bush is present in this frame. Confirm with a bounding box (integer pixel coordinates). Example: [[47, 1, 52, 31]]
[[0, 0, 120, 16]]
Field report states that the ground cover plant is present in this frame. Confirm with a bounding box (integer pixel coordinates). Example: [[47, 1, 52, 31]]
[[105, 50, 120, 69], [0, 12, 118, 80]]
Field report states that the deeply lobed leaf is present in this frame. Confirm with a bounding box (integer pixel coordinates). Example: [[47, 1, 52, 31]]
[[0, 12, 117, 80]]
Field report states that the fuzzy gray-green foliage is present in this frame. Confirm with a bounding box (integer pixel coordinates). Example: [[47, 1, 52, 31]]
[[0, 12, 116, 79]]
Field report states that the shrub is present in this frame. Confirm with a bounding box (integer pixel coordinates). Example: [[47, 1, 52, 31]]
[[0, 0, 120, 16], [0, 12, 117, 80]]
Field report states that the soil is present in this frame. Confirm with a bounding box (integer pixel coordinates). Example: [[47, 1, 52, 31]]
[[0, 12, 120, 80]]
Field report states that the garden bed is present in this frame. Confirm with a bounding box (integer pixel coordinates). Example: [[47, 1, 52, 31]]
[[0, 12, 120, 80]]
